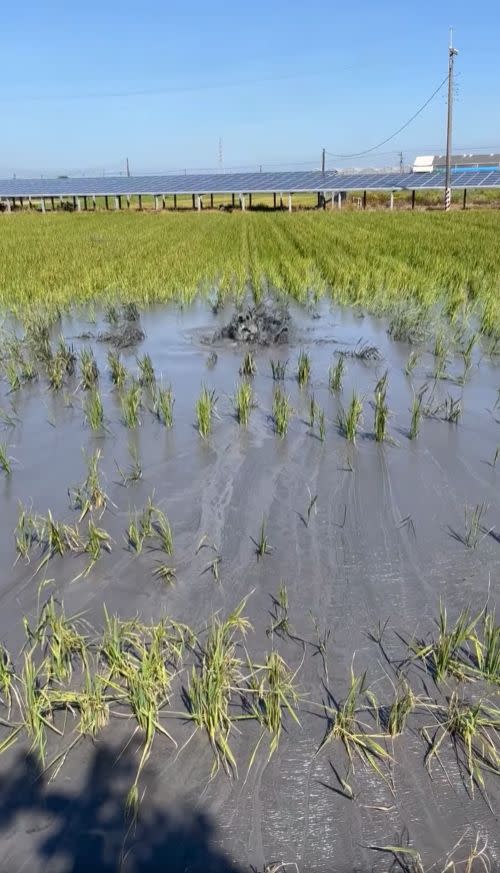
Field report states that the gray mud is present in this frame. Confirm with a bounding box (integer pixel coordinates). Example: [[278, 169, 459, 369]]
[[0, 300, 498, 873]]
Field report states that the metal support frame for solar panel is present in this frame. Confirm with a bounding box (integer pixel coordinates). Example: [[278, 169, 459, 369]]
[[0, 169, 499, 199]]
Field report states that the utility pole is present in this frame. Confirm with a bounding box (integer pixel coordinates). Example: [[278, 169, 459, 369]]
[[321, 147, 326, 174], [126, 157, 130, 177], [444, 29, 458, 211], [218, 137, 224, 173], [399, 151, 404, 174]]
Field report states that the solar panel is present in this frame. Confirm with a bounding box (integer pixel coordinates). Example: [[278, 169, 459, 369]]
[[1, 168, 499, 199]]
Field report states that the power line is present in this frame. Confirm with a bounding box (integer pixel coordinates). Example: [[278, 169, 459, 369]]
[[326, 74, 449, 159]]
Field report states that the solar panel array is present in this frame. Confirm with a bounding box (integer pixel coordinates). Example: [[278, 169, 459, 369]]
[[1, 169, 500, 199]]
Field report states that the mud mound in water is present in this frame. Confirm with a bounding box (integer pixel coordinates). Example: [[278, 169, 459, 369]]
[[97, 320, 145, 349], [215, 300, 290, 345]]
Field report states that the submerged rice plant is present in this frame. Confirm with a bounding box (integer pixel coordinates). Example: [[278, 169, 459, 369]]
[[270, 359, 287, 381], [240, 351, 257, 377], [196, 385, 217, 438], [373, 372, 389, 442], [137, 353, 156, 389], [152, 383, 174, 427], [233, 380, 254, 426], [121, 380, 142, 427], [329, 354, 345, 392], [464, 502, 489, 549], [297, 350, 310, 387], [107, 349, 127, 388], [272, 386, 292, 437], [338, 392, 363, 443], [0, 442, 12, 474], [84, 388, 104, 430], [79, 347, 99, 390]]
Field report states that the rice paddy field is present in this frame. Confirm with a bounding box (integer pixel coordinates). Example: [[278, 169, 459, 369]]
[[0, 210, 499, 873]]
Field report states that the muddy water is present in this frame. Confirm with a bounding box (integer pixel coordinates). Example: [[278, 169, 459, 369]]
[[0, 301, 498, 873]]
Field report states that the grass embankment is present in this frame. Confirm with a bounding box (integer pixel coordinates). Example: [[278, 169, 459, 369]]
[[0, 211, 499, 334]]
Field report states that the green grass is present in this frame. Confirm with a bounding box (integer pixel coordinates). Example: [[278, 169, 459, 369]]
[[1, 212, 499, 335]]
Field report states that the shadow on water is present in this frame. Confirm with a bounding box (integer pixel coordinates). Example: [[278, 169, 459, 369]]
[[0, 743, 243, 873]]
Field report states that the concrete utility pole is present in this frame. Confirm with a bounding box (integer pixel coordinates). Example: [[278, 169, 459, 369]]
[[321, 147, 326, 174], [444, 29, 458, 211], [399, 151, 404, 174], [126, 157, 130, 177]]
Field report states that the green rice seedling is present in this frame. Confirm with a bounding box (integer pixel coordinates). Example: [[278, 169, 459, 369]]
[[46, 353, 66, 390], [442, 395, 462, 423], [270, 359, 287, 380], [464, 502, 489, 549], [78, 668, 110, 737], [318, 668, 391, 780], [233, 380, 253, 426], [79, 347, 99, 390], [0, 646, 17, 713], [409, 392, 423, 440], [69, 449, 108, 519], [0, 442, 12, 474], [35, 597, 88, 682], [472, 609, 499, 684], [38, 512, 82, 566], [404, 350, 421, 376], [84, 387, 104, 430], [387, 680, 416, 736], [247, 650, 300, 765], [254, 516, 272, 559], [308, 393, 317, 428], [100, 608, 142, 678], [56, 337, 76, 376], [196, 385, 217, 438], [15, 505, 39, 561], [126, 513, 144, 553], [137, 352, 156, 389], [424, 692, 500, 796], [186, 599, 251, 774], [329, 354, 345, 392], [305, 488, 318, 527], [272, 386, 292, 437], [373, 374, 389, 442], [413, 603, 481, 682], [152, 382, 174, 427], [317, 407, 326, 441], [153, 506, 174, 555], [121, 380, 142, 427], [152, 562, 176, 585], [267, 582, 290, 637], [107, 349, 127, 388], [115, 441, 142, 486], [139, 495, 155, 538], [82, 519, 112, 575], [21, 653, 53, 765], [297, 350, 310, 387], [240, 350, 257, 377], [338, 392, 363, 443], [5, 361, 20, 392]]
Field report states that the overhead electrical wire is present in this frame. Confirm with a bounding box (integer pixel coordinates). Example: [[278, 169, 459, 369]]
[[326, 74, 449, 159]]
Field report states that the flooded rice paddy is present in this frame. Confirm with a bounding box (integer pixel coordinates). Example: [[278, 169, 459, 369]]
[[0, 299, 498, 873]]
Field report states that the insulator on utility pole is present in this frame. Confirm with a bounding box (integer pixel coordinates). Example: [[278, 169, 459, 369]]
[[444, 29, 458, 211]]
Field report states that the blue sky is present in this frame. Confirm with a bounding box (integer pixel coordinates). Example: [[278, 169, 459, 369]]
[[1, 0, 499, 177]]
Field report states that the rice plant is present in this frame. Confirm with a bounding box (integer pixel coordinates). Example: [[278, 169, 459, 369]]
[[338, 392, 363, 443], [240, 351, 257, 377], [473, 609, 500, 684], [84, 387, 104, 430], [272, 386, 292, 437], [413, 603, 481, 682], [317, 407, 326, 441], [304, 488, 318, 527], [47, 354, 66, 390], [152, 383, 174, 427], [185, 599, 250, 774], [254, 516, 272, 559], [82, 519, 112, 575], [121, 380, 142, 428], [79, 347, 99, 390], [442, 395, 462, 423], [34, 597, 88, 682], [464, 502, 489, 549], [233, 380, 254, 426], [297, 350, 310, 387], [247, 650, 300, 765], [267, 582, 290, 637], [153, 507, 174, 555], [329, 354, 345, 392], [56, 337, 76, 376], [409, 392, 423, 440], [69, 449, 108, 519], [107, 349, 127, 388], [404, 350, 421, 376], [423, 691, 500, 796], [5, 361, 20, 392], [196, 385, 217, 438], [15, 505, 39, 561], [126, 514, 144, 554], [0, 442, 12, 474], [152, 562, 176, 585], [386, 681, 416, 736], [137, 352, 156, 389], [308, 393, 317, 428], [373, 373, 389, 442], [270, 359, 287, 380], [115, 441, 142, 486]]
